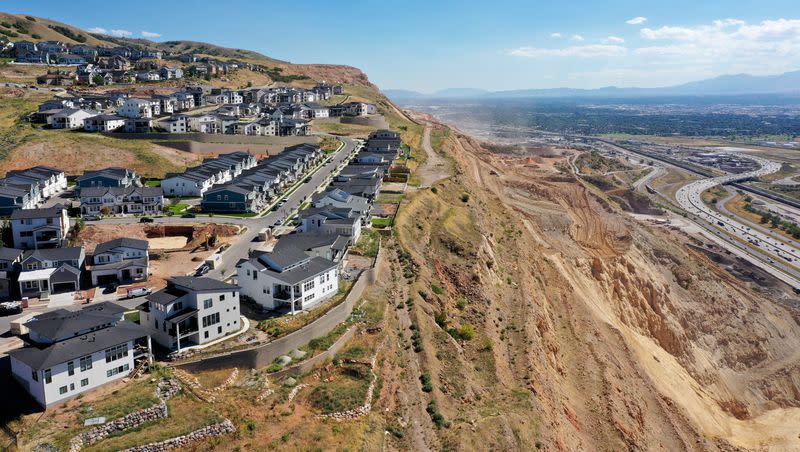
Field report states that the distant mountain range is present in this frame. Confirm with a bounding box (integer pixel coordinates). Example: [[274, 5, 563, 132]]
[[386, 70, 800, 100]]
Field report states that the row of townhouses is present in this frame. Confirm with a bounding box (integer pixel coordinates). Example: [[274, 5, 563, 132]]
[[0, 166, 67, 216], [199, 144, 323, 213], [161, 151, 258, 197]]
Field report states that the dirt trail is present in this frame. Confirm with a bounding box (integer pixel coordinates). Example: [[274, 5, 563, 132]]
[[416, 124, 451, 188]]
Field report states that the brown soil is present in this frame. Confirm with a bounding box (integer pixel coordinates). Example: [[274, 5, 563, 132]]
[[381, 123, 800, 451]]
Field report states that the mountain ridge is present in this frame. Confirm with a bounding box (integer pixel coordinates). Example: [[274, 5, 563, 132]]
[[386, 70, 800, 99]]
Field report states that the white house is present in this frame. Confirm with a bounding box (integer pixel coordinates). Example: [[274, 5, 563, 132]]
[[311, 188, 371, 218], [84, 114, 126, 132], [237, 242, 340, 314], [9, 302, 151, 407], [118, 98, 160, 119], [5, 166, 67, 199], [49, 109, 96, 129], [90, 238, 149, 285], [11, 205, 70, 249], [138, 277, 241, 351], [297, 206, 363, 241]]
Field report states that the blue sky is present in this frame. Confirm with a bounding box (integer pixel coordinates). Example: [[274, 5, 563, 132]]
[[5, 0, 800, 92]]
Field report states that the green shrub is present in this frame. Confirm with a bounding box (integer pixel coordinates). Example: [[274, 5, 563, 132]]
[[244, 418, 257, 432], [461, 193, 470, 203], [420, 373, 433, 392], [431, 283, 444, 295]]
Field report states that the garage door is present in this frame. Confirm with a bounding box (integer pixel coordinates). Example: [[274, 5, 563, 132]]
[[96, 274, 119, 285], [51, 282, 76, 294]]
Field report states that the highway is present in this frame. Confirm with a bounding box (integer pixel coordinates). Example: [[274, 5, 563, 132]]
[[674, 153, 800, 287]]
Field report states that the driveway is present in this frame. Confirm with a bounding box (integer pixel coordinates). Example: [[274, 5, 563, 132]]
[[48, 292, 76, 308]]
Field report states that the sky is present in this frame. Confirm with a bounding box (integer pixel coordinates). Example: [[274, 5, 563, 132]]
[[5, 0, 800, 92]]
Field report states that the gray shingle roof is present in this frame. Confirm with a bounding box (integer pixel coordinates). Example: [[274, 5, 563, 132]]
[[94, 238, 149, 255], [10, 205, 65, 220], [170, 276, 239, 292], [0, 247, 23, 261], [10, 321, 147, 371], [25, 302, 126, 342]]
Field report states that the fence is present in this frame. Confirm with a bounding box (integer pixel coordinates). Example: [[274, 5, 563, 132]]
[[176, 245, 384, 372]]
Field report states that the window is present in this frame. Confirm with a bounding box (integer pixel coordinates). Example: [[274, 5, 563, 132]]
[[204, 331, 209, 339], [80, 356, 92, 371], [44, 369, 52, 384], [203, 299, 213, 309], [68, 361, 74, 376], [81, 378, 89, 387], [202, 312, 220, 328], [219, 294, 225, 301], [303, 280, 315, 291], [106, 363, 130, 378], [70, 383, 75, 391], [218, 326, 222, 334], [105, 344, 128, 363], [31, 370, 38, 382], [154, 320, 158, 330], [59, 386, 68, 395]]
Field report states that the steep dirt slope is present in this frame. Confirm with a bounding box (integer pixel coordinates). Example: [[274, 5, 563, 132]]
[[383, 126, 800, 451]]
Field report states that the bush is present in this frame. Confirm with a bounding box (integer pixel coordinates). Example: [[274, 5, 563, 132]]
[[461, 193, 470, 203], [25, 16, 36, 22], [265, 363, 283, 373], [431, 283, 444, 295], [430, 186, 438, 194], [31, 33, 41, 39], [244, 418, 257, 432], [458, 324, 476, 340], [434, 311, 447, 328], [419, 373, 433, 392]]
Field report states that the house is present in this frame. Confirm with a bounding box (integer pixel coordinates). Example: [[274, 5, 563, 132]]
[[303, 103, 329, 119], [0, 184, 37, 216], [79, 186, 164, 217], [124, 118, 152, 133], [173, 92, 195, 111], [8, 302, 151, 407], [138, 277, 241, 351], [354, 151, 392, 165], [5, 166, 68, 199], [133, 71, 160, 82], [277, 118, 311, 136], [311, 188, 371, 218], [159, 115, 189, 133], [90, 238, 149, 285], [297, 207, 363, 241], [161, 152, 257, 197], [237, 242, 340, 313], [83, 114, 126, 132], [55, 54, 86, 65], [0, 247, 23, 299], [76, 167, 141, 192], [366, 129, 402, 154], [11, 206, 70, 249], [49, 109, 95, 129], [118, 98, 159, 119], [270, 233, 350, 263], [159, 66, 183, 79], [36, 71, 75, 86], [330, 177, 382, 200], [17, 247, 85, 298], [200, 184, 259, 213]]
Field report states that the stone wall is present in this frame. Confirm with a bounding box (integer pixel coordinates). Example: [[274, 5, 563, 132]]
[[118, 419, 236, 452]]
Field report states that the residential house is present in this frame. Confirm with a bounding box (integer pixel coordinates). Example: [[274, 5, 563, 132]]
[[311, 188, 372, 218], [159, 66, 183, 79], [161, 152, 256, 197], [270, 233, 350, 263], [90, 238, 149, 285], [0, 184, 38, 216], [297, 206, 363, 241], [9, 302, 151, 407], [49, 109, 96, 129], [6, 167, 67, 199], [36, 71, 75, 86], [79, 186, 164, 217], [303, 103, 329, 119], [17, 247, 85, 298], [83, 114, 126, 132], [117, 98, 159, 119], [277, 118, 311, 136], [10, 206, 70, 249], [0, 247, 23, 299], [139, 277, 241, 351], [123, 118, 152, 133], [237, 242, 340, 313], [76, 167, 141, 192]]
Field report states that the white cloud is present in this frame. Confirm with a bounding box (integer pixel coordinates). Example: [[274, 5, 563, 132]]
[[88, 27, 107, 34], [109, 29, 132, 37], [571, 34, 584, 42], [604, 36, 625, 43], [141, 31, 162, 38], [509, 44, 627, 58], [550, 32, 563, 38], [626, 16, 647, 25]]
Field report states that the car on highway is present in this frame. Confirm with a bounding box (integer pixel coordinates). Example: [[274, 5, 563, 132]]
[[139, 217, 154, 223]]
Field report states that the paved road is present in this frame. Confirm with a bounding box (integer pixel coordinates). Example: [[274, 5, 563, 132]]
[[674, 153, 800, 287], [206, 137, 359, 280]]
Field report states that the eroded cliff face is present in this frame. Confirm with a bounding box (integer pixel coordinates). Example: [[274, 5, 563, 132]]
[[382, 127, 800, 451]]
